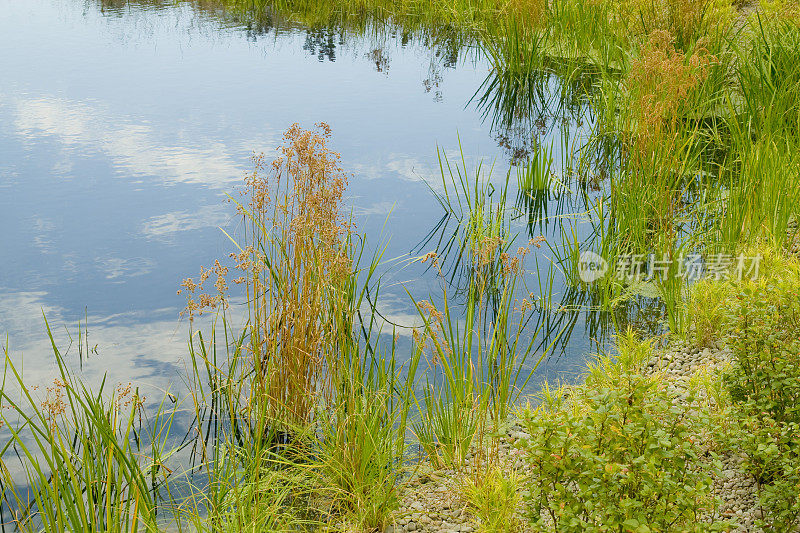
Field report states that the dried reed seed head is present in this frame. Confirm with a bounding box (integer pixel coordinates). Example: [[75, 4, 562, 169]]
[[413, 299, 453, 365], [529, 235, 546, 248], [506, 0, 547, 26], [179, 261, 232, 320], [41, 378, 67, 426], [501, 253, 521, 276], [417, 300, 444, 323], [412, 327, 424, 349], [421, 251, 438, 263], [517, 297, 534, 313], [472, 235, 506, 268], [115, 382, 144, 410], [626, 30, 714, 155], [181, 123, 354, 325], [420, 250, 443, 274]]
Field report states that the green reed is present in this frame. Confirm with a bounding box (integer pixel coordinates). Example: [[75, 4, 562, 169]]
[[424, 142, 514, 290], [6, 2, 800, 528], [411, 258, 549, 468], [473, 22, 553, 131], [175, 123, 425, 530], [0, 320, 177, 532]]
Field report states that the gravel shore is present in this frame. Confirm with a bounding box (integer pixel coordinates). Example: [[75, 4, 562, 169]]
[[388, 340, 769, 532]]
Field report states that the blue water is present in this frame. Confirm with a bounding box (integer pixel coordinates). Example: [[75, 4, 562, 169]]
[[0, 0, 608, 402]]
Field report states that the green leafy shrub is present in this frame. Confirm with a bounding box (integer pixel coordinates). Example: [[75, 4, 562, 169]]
[[520, 373, 724, 532], [724, 281, 800, 530]]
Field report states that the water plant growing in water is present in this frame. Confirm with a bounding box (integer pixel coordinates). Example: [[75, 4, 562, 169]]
[[0, 324, 170, 532], [5, 0, 800, 528]]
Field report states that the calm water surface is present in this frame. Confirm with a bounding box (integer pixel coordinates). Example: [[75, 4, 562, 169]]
[[0, 0, 612, 401]]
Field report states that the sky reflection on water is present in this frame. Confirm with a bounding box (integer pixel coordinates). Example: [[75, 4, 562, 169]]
[[0, 0, 605, 401]]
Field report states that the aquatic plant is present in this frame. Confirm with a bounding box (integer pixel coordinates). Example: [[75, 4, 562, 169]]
[[177, 124, 422, 530], [625, 30, 714, 157], [0, 322, 177, 532], [8, 0, 800, 528], [411, 235, 551, 468], [180, 123, 354, 428], [459, 466, 523, 532], [421, 144, 514, 292]]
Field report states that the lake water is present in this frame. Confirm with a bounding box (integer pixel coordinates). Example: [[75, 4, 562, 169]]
[[0, 0, 625, 403]]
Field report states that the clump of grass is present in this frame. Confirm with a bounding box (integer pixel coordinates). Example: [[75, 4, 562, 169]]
[[625, 30, 714, 157], [314, 325, 419, 530], [759, 0, 800, 23], [0, 321, 176, 532], [555, 30, 718, 333], [505, 0, 548, 28], [548, 0, 623, 62], [243, 123, 353, 428], [546, 0, 732, 65], [177, 314, 321, 531], [515, 143, 557, 233], [618, 0, 733, 50], [460, 466, 523, 532], [687, 278, 733, 347], [473, 22, 553, 131], [714, 19, 800, 252], [733, 15, 800, 132], [584, 327, 655, 384], [424, 144, 514, 290], [414, 146, 547, 468], [179, 123, 420, 530], [719, 135, 800, 251], [181, 123, 353, 429], [516, 143, 553, 194], [412, 236, 549, 468]]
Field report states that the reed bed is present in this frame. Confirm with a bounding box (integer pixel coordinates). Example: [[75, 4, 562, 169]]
[[0, 123, 551, 531], [5, 0, 800, 529]]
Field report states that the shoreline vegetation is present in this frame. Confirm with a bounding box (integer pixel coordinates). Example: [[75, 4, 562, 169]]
[[3, 0, 800, 531]]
